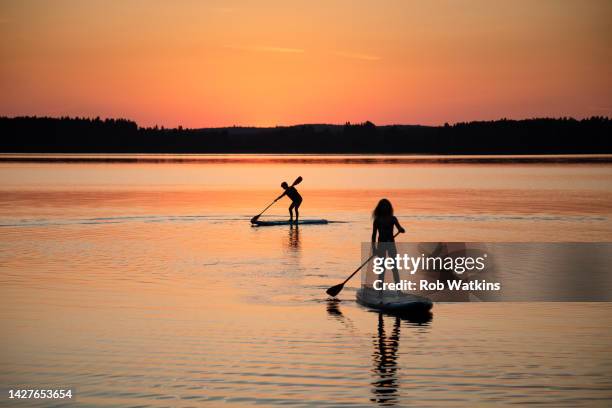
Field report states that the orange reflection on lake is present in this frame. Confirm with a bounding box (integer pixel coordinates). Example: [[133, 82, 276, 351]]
[[1, 155, 611, 406]]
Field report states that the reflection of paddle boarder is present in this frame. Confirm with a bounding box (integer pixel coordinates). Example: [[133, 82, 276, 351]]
[[370, 312, 432, 405], [287, 225, 300, 249], [371, 313, 401, 405], [372, 199, 405, 285], [276, 180, 303, 224]]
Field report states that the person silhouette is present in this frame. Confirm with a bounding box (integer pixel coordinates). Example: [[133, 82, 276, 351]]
[[371, 199, 405, 287], [276, 181, 303, 224]]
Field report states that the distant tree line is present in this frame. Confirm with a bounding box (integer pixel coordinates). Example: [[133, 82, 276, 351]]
[[0, 116, 610, 154]]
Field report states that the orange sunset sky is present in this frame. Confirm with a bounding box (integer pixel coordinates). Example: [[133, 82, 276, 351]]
[[1, 0, 611, 128]]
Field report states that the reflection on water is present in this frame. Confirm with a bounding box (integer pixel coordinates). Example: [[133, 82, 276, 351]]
[[370, 312, 433, 406], [325, 299, 358, 333], [327, 301, 433, 407], [1, 157, 611, 407], [371, 314, 402, 406], [326, 299, 344, 317], [370, 310, 435, 407], [287, 225, 300, 250]]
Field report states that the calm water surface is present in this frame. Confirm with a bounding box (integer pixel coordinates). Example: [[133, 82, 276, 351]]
[[1, 155, 611, 407]]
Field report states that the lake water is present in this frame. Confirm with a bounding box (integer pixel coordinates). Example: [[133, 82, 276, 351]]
[[1, 155, 611, 407]]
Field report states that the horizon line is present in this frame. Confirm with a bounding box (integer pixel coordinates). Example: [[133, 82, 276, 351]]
[[2, 114, 610, 131]]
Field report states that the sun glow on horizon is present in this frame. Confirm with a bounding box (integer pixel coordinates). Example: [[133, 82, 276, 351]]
[[0, 0, 611, 128]]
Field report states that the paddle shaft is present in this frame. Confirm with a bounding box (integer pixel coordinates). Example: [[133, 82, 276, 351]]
[[255, 200, 277, 218], [341, 231, 401, 285]]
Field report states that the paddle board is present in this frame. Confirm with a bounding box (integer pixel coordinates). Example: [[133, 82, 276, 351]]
[[251, 219, 329, 226], [356, 287, 433, 314]]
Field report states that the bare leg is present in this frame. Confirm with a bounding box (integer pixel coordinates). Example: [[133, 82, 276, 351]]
[[392, 266, 401, 286], [289, 203, 295, 223], [389, 245, 401, 286]]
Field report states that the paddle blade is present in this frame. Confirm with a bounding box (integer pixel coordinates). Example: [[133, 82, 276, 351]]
[[326, 282, 344, 297], [291, 176, 303, 186], [250, 215, 260, 224]]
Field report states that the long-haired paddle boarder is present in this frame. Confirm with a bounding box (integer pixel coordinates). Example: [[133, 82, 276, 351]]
[[371, 198, 405, 285]]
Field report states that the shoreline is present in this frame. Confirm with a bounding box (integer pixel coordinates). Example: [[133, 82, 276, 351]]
[[1, 153, 612, 164]]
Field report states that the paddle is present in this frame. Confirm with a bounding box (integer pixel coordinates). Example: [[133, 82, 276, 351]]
[[250, 176, 303, 224], [326, 231, 401, 297]]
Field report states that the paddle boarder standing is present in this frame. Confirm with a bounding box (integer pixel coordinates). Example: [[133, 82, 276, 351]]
[[372, 199, 405, 285], [276, 181, 303, 224]]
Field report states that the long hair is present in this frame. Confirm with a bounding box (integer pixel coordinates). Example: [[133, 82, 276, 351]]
[[372, 198, 393, 219]]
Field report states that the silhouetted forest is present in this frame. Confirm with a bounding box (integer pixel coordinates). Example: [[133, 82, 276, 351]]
[[1, 116, 610, 154]]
